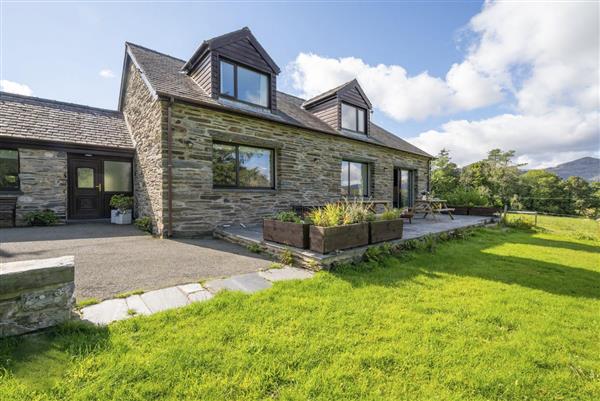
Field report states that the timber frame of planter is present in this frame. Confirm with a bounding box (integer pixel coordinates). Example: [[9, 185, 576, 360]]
[[448, 206, 500, 217], [309, 222, 370, 254], [263, 219, 310, 249], [369, 219, 404, 244]]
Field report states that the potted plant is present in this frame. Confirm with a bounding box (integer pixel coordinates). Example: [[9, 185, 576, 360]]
[[263, 211, 310, 249], [308, 200, 372, 254], [109, 194, 134, 224], [369, 207, 404, 243]]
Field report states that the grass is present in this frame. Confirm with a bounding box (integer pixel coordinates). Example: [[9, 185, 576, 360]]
[[114, 289, 145, 299], [1, 217, 598, 400], [74, 298, 99, 309]]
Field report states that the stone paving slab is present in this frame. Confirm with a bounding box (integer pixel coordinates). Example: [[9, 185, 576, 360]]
[[177, 283, 204, 295], [80, 266, 315, 325], [205, 272, 273, 294], [188, 289, 214, 303], [258, 267, 314, 282], [126, 295, 152, 316], [141, 287, 189, 313], [82, 299, 128, 325]]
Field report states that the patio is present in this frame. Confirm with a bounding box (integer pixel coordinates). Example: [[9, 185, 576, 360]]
[[215, 215, 495, 269], [0, 223, 272, 300]]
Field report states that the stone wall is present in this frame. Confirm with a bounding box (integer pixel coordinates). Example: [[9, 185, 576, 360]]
[[122, 63, 166, 235], [0, 256, 75, 337], [14, 148, 67, 226], [166, 102, 430, 236]]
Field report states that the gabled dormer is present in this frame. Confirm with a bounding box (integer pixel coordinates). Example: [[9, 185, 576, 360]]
[[303, 79, 372, 135], [181, 27, 281, 112]]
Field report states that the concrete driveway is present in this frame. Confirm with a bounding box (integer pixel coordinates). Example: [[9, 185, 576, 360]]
[[0, 223, 272, 300]]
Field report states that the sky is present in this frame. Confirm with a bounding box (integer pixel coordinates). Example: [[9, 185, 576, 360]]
[[1, 1, 598, 168]]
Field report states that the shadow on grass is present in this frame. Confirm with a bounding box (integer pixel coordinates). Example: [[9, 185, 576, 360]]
[[334, 230, 600, 300], [0, 320, 109, 387]]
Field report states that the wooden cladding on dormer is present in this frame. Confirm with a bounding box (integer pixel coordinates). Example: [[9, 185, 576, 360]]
[[303, 79, 372, 135], [184, 27, 280, 112]]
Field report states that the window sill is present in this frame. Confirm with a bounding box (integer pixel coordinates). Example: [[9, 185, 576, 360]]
[[0, 190, 23, 196], [213, 187, 277, 193]]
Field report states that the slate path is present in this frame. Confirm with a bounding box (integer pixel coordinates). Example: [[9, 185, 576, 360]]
[[81, 267, 313, 325]]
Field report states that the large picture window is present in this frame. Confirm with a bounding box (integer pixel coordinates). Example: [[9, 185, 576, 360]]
[[213, 143, 274, 189], [341, 160, 369, 198], [0, 149, 19, 191], [341, 103, 366, 133], [220, 60, 269, 107]]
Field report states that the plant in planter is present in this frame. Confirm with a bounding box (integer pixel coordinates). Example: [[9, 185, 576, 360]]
[[263, 211, 310, 249], [109, 194, 134, 225], [369, 207, 404, 243], [445, 188, 497, 216], [308, 200, 372, 254]]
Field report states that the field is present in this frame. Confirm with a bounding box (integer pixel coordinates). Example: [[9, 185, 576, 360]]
[[1, 216, 599, 400]]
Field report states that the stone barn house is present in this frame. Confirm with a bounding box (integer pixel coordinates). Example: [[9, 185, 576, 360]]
[[0, 27, 432, 236]]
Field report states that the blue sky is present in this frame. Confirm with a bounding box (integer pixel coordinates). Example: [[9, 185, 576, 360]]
[[1, 1, 598, 167]]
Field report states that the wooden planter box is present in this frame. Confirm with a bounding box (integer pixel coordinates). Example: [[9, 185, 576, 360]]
[[369, 219, 404, 244], [309, 222, 369, 254], [469, 206, 500, 216], [263, 219, 310, 249], [450, 206, 470, 215]]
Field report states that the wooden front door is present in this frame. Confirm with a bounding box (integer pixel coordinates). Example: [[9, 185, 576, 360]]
[[69, 157, 103, 219]]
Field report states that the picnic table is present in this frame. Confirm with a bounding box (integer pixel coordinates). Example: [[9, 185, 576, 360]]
[[414, 198, 455, 220]]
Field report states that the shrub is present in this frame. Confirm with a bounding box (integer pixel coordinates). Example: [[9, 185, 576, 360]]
[[24, 209, 58, 226], [273, 211, 303, 223], [134, 216, 152, 233], [308, 200, 374, 227], [445, 188, 489, 207], [363, 245, 391, 262], [380, 207, 402, 220], [247, 243, 262, 254], [109, 194, 134, 212], [279, 250, 294, 265]]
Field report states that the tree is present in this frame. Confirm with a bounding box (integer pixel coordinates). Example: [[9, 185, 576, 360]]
[[560, 176, 593, 215], [430, 149, 459, 197], [518, 170, 564, 213]]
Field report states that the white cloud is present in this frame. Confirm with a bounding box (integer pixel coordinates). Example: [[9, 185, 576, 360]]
[[0, 80, 33, 96], [287, 53, 502, 121], [286, 1, 599, 168], [99, 69, 115, 78]]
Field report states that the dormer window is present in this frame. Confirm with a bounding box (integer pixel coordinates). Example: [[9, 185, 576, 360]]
[[341, 103, 366, 133], [219, 59, 269, 108]]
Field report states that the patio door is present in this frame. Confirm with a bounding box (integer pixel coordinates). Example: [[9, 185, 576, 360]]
[[393, 168, 414, 208], [69, 157, 103, 219]]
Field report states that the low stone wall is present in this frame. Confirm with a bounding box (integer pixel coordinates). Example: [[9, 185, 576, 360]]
[[0, 256, 75, 337]]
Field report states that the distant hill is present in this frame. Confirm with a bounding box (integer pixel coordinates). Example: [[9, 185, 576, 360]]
[[546, 157, 600, 182]]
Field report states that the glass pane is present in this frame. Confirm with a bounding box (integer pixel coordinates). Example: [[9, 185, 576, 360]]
[[349, 162, 368, 197], [104, 161, 132, 192], [341, 104, 357, 131], [0, 149, 19, 190], [77, 167, 94, 188], [400, 170, 409, 207], [220, 61, 235, 96], [357, 108, 366, 133], [239, 146, 272, 187], [213, 143, 237, 186], [340, 161, 349, 196], [237, 66, 268, 107]]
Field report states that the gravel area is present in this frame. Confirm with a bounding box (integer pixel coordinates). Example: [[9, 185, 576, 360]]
[[0, 223, 272, 300]]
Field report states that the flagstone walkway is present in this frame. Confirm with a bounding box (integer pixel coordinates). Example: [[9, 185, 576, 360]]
[[80, 266, 314, 325]]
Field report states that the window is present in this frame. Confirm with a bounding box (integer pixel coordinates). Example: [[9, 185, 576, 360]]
[[219, 60, 269, 107], [213, 143, 274, 189], [0, 149, 19, 191], [104, 161, 132, 192], [77, 168, 94, 189], [341, 103, 366, 133], [341, 160, 369, 198]]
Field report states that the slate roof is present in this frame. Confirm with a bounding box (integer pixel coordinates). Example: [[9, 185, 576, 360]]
[[0, 92, 133, 149], [125, 42, 432, 158]]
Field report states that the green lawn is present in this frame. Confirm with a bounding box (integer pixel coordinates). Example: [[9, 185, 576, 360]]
[[1, 217, 599, 401]]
